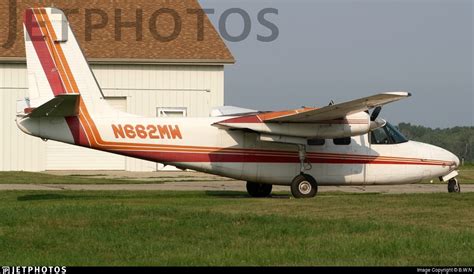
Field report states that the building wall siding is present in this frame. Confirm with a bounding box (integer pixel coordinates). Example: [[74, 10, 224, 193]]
[[0, 63, 224, 171]]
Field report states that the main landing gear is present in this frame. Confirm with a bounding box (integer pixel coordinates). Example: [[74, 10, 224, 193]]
[[246, 144, 318, 199], [291, 173, 318, 198], [447, 178, 461, 193], [246, 182, 273, 197]]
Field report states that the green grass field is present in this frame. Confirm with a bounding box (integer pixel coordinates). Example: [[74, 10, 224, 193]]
[[0, 171, 230, 184], [0, 190, 472, 266], [459, 165, 474, 183]]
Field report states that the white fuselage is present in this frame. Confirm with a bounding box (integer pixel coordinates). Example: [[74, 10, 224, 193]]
[[17, 115, 459, 186]]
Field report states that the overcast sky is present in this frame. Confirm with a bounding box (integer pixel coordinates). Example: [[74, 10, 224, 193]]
[[200, 0, 473, 128]]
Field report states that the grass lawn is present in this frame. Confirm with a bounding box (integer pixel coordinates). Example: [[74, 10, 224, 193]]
[[0, 190, 472, 266], [0, 171, 229, 185], [458, 165, 474, 184]]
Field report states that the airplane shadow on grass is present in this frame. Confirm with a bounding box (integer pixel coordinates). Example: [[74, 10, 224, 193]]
[[16, 193, 138, 202]]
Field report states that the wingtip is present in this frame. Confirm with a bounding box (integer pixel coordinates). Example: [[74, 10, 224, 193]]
[[383, 91, 411, 97]]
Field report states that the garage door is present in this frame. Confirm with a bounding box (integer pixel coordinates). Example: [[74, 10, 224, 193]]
[[46, 97, 127, 170]]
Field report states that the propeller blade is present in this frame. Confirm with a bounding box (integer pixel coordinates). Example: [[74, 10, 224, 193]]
[[370, 106, 382, 121]]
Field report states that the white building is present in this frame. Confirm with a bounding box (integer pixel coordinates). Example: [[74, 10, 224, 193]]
[[0, 0, 234, 171]]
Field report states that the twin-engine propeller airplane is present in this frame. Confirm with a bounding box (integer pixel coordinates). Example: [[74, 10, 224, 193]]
[[16, 8, 461, 198]]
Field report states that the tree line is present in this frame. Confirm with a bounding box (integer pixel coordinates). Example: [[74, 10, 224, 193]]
[[397, 123, 474, 164]]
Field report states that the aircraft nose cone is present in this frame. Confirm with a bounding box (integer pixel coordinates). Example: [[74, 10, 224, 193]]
[[443, 149, 460, 169], [453, 154, 460, 168], [444, 150, 460, 169], [433, 146, 459, 169]]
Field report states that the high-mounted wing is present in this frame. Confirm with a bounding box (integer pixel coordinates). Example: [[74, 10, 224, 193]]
[[261, 92, 410, 123], [214, 92, 411, 140]]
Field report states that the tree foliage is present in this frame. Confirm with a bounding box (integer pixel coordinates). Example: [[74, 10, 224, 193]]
[[397, 123, 474, 163]]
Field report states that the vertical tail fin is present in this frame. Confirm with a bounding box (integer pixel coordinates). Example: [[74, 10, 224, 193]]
[[23, 7, 115, 115]]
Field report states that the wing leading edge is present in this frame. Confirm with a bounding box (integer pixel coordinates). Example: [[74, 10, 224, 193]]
[[262, 91, 411, 123]]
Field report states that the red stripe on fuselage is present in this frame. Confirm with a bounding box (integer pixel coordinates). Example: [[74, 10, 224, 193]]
[[108, 150, 451, 166]]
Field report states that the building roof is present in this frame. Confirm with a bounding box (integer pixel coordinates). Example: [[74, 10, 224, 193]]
[[0, 0, 234, 64]]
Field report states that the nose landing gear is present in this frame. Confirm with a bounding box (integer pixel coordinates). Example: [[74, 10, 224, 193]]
[[447, 178, 461, 193]]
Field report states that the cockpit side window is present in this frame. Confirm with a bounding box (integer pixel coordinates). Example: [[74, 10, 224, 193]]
[[370, 127, 391, 144], [370, 123, 408, 145]]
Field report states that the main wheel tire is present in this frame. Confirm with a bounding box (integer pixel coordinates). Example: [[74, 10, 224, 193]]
[[448, 178, 461, 193], [246, 182, 272, 197], [291, 174, 318, 198]]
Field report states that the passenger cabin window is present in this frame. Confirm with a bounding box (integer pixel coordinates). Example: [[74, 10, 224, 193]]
[[333, 137, 351, 145], [308, 138, 325, 146], [370, 123, 408, 145]]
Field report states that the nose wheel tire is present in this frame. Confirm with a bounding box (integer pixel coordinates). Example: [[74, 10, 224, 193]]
[[291, 174, 318, 198], [447, 178, 461, 193], [246, 182, 273, 197]]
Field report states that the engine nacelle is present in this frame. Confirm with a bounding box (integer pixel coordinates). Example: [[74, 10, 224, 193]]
[[216, 112, 371, 139]]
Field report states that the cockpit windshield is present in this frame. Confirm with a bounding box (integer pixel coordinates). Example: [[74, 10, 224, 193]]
[[370, 123, 408, 145]]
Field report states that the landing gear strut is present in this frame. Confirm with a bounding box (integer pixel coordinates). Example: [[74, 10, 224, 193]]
[[246, 182, 272, 197], [297, 144, 311, 173], [291, 145, 318, 198], [447, 178, 461, 193]]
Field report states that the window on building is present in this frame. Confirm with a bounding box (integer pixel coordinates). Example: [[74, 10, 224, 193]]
[[333, 137, 351, 145], [157, 107, 187, 118], [307, 138, 325, 146]]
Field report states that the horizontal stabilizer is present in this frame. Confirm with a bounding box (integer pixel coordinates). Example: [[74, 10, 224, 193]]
[[27, 94, 79, 117]]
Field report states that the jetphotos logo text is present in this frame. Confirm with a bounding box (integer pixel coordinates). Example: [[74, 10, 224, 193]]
[[2, 0, 279, 49], [1, 266, 66, 274]]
